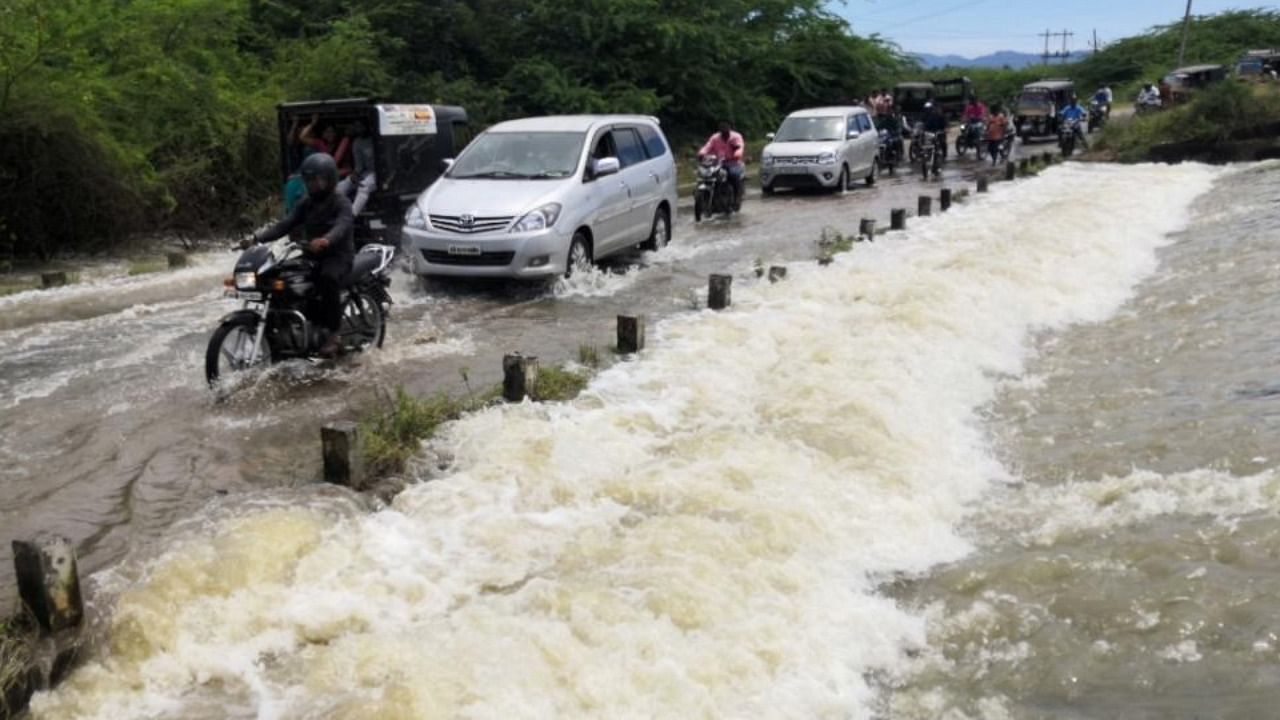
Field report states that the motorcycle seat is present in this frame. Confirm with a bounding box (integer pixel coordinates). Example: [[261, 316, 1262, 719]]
[[344, 252, 380, 286]]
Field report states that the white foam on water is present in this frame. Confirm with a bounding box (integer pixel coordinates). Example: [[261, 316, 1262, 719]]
[[33, 163, 1220, 719], [550, 262, 644, 299]]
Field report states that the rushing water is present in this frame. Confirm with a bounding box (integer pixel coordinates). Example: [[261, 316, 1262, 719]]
[[25, 159, 1270, 719]]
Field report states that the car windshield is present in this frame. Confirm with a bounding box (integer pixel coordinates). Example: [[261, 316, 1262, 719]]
[[1018, 92, 1053, 109], [774, 116, 845, 142], [449, 131, 584, 179]]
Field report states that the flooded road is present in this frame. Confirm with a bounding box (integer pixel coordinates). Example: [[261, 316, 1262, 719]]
[[16, 149, 1278, 719], [0, 147, 1029, 619]]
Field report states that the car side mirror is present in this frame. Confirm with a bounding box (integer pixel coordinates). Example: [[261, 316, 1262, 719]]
[[591, 157, 620, 179], [847, 131, 861, 139], [440, 158, 455, 172], [765, 133, 776, 141]]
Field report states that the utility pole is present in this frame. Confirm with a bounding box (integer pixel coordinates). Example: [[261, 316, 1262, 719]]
[[1091, 29, 1099, 54], [1060, 29, 1074, 64], [1039, 29, 1074, 65], [1178, 0, 1193, 66]]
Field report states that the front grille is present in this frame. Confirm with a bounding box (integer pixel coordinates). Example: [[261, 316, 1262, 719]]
[[421, 249, 515, 267], [429, 214, 514, 234], [772, 155, 820, 165]]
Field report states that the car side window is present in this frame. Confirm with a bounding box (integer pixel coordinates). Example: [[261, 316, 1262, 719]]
[[858, 114, 873, 132], [847, 115, 859, 136], [637, 124, 668, 158], [613, 128, 647, 168], [591, 131, 616, 161]]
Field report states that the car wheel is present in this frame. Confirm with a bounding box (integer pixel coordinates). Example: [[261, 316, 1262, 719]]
[[641, 207, 670, 251], [865, 159, 878, 186], [838, 165, 849, 193], [565, 232, 592, 278]]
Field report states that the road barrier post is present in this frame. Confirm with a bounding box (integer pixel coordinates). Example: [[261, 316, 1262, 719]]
[[502, 353, 539, 402], [940, 188, 952, 212], [977, 176, 989, 193], [321, 421, 366, 490], [616, 315, 646, 354], [708, 274, 732, 310], [891, 208, 907, 231], [859, 218, 876, 239], [12, 536, 83, 634], [768, 266, 787, 283], [918, 195, 932, 217]]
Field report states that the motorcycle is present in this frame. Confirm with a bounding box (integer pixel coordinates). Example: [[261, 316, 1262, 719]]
[[955, 120, 985, 158], [1088, 100, 1109, 132], [694, 156, 736, 222], [206, 239, 395, 386], [1058, 117, 1085, 157], [997, 132, 1016, 163], [1135, 98, 1162, 115], [877, 128, 902, 175], [914, 125, 944, 180]]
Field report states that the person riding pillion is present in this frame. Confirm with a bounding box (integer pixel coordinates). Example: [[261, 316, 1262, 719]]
[[242, 153, 353, 358], [698, 122, 746, 211]]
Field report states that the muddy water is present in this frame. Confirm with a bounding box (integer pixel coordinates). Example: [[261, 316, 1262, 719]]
[[0, 149, 1014, 619], [22, 157, 1259, 719]]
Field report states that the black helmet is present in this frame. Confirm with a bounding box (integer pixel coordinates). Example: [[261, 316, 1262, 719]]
[[300, 153, 338, 198]]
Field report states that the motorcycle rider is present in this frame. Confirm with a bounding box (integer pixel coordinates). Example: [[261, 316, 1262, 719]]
[[1060, 96, 1089, 150], [242, 153, 353, 358], [961, 96, 988, 150], [698, 121, 746, 211], [1136, 83, 1162, 111]]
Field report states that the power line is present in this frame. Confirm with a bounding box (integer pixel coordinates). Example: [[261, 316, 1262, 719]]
[[873, 0, 997, 33], [1039, 28, 1074, 65]]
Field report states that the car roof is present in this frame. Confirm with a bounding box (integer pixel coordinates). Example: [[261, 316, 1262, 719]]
[[486, 115, 660, 133], [1024, 80, 1074, 90], [787, 106, 866, 118], [1170, 64, 1225, 74]]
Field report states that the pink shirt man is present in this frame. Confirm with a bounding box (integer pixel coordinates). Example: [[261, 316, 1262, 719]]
[[699, 130, 745, 167]]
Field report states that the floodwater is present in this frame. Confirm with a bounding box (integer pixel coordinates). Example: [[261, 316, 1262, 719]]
[[7, 150, 1276, 719]]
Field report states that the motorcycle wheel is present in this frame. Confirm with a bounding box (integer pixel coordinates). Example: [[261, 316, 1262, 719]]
[[955, 138, 966, 157], [205, 315, 272, 387], [341, 291, 386, 350]]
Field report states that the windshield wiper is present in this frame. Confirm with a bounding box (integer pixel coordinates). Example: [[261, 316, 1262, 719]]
[[452, 170, 531, 179]]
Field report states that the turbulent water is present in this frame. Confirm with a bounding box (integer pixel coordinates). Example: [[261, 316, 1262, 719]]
[[25, 159, 1271, 719]]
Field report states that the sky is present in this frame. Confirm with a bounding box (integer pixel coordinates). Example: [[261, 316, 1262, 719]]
[[833, 0, 1262, 57]]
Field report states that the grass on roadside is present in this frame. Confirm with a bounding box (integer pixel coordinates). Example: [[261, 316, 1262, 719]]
[[532, 366, 590, 402], [0, 616, 33, 709], [361, 388, 483, 477], [127, 259, 167, 276]]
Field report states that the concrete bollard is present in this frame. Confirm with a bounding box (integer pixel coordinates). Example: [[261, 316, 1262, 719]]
[[321, 421, 366, 490], [890, 208, 907, 231], [977, 176, 989, 193], [616, 315, 645, 354], [918, 195, 932, 217], [859, 218, 876, 239], [1005, 161, 1016, 181], [767, 266, 787, 283], [12, 536, 83, 634], [40, 272, 67, 289], [166, 252, 188, 269], [940, 188, 952, 212], [708, 274, 732, 310], [502, 353, 539, 402]]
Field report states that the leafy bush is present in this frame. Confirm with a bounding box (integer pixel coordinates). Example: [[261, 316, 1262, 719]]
[[1093, 82, 1280, 162]]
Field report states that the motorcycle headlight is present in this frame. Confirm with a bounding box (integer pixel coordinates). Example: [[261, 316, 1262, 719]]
[[817, 151, 837, 165], [234, 271, 257, 290], [405, 204, 428, 230], [511, 203, 562, 233]]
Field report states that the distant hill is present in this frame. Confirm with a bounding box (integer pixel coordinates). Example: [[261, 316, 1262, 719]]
[[914, 50, 1089, 69]]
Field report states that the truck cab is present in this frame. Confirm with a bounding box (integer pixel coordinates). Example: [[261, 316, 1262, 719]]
[[277, 99, 470, 246]]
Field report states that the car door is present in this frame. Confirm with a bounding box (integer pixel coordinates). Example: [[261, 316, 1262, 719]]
[[843, 113, 861, 173], [857, 113, 878, 172], [584, 128, 633, 255], [611, 126, 654, 244]]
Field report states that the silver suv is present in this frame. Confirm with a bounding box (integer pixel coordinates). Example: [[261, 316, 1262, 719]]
[[760, 106, 880, 194], [403, 115, 678, 278]]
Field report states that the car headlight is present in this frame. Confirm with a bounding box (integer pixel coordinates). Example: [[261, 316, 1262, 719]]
[[511, 203, 562, 233], [763, 154, 775, 167], [405, 204, 428, 230], [817, 152, 837, 165], [234, 271, 257, 290]]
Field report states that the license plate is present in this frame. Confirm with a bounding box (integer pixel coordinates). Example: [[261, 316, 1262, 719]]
[[224, 290, 261, 299], [447, 245, 481, 256]]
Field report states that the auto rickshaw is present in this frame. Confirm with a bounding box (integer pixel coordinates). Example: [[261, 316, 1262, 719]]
[[1014, 80, 1074, 140], [277, 98, 470, 246]]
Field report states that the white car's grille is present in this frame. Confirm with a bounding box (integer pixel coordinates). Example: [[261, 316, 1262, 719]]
[[429, 214, 514, 234], [772, 155, 821, 165]]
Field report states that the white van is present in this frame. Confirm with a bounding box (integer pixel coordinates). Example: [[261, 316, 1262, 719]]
[[760, 106, 880, 194], [403, 115, 678, 278]]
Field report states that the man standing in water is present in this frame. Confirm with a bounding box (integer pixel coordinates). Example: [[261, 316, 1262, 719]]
[[243, 153, 353, 358]]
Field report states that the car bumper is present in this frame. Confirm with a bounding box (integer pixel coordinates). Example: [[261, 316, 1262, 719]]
[[760, 164, 843, 189], [403, 225, 572, 278]]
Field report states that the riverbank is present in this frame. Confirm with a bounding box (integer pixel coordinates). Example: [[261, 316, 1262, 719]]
[[1090, 81, 1280, 163]]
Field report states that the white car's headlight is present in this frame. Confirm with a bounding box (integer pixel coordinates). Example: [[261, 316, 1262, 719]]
[[512, 203, 562, 233], [763, 154, 775, 167], [405, 204, 428, 230], [817, 152, 837, 165], [234, 271, 256, 290]]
